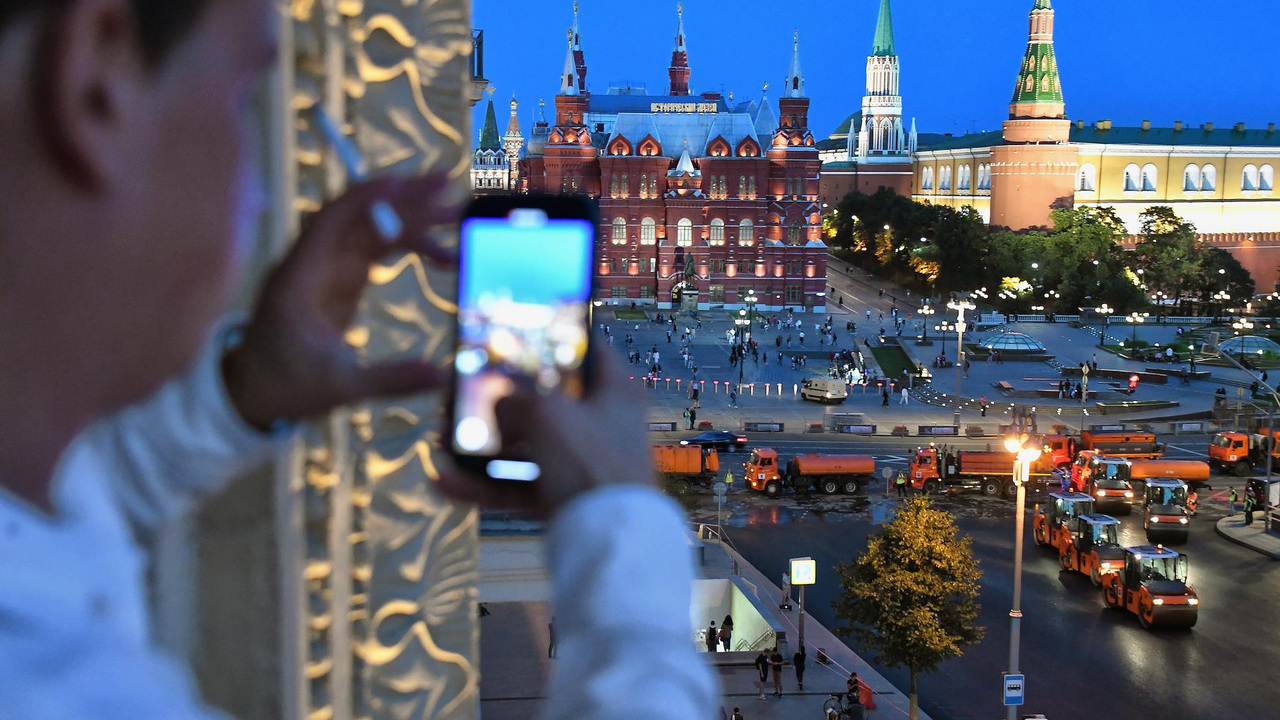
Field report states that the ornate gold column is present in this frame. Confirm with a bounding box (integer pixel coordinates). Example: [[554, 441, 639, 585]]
[[282, 2, 477, 720]]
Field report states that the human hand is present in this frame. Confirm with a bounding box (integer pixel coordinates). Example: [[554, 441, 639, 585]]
[[223, 173, 463, 430], [436, 345, 655, 519]]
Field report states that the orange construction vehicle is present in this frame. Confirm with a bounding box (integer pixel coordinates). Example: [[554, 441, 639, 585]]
[[1127, 459, 1210, 488], [652, 445, 719, 494], [1058, 514, 1125, 586], [1032, 493, 1095, 553], [1078, 430, 1164, 459], [742, 448, 875, 496], [908, 445, 1056, 499], [1101, 545, 1199, 629], [1209, 430, 1280, 476], [1068, 452, 1136, 514], [1142, 478, 1191, 542]]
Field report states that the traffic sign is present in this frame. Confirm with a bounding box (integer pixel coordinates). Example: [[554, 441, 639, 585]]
[[713, 481, 728, 502], [1002, 674, 1025, 707]]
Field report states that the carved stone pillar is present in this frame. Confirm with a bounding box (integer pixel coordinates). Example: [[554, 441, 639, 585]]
[[281, 3, 477, 720]]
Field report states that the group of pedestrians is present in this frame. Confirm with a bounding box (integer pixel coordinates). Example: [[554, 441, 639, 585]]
[[751, 645, 810, 700]]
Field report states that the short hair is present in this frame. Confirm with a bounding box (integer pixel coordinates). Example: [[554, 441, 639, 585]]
[[0, 0, 211, 64]]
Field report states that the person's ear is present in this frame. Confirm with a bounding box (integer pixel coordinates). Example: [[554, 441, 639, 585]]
[[37, 0, 143, 190]]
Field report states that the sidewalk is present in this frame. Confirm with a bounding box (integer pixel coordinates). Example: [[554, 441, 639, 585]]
[[1214, 514, 1280, 559]]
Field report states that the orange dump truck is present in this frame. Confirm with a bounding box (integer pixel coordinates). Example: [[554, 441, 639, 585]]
[[1079, 430, 1164, 460], [652, 445, 719, 492], [1127, 459, 1210, 487], [743, 448, 875, 496], [1209, 430, 1280, 476], [908, 446, 1056, 499]]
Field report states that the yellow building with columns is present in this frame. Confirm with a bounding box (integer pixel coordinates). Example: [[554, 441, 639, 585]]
[[910, 0, 1280, 287]]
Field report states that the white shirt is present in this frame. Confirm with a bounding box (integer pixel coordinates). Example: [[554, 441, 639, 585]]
[[0, 328, 717, 720]]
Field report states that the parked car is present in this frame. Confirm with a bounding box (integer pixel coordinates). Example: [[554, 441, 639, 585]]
[[679, 430, 749, 453]]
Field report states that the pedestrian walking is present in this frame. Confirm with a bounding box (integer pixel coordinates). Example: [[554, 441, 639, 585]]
[[721, 615, 734, 652], [793, 643, 807, 691], [866, 309, 872, 321], [1244, 493, 1257, 525], [980, 395, 988, 417], [729, 390, 738, 408], [754, 650, 769, 699], [963, 359, 970, 378], [731, 708, 744, 720], [683, 407, 693, 430], [705, 621, 719, 653], [667, 330, 672, 342], [882, 387, 890, 407], [799, 331, 805, 345], [548, 616, 557, 659], [900, 386, 909, 405], [895, 471, 907, 497], [1229, 487, 1239, 515], [770, 647, 784, 696], [690, 407, 697, 429]]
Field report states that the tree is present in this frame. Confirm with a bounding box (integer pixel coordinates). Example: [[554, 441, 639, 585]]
[[1194, 247, 1254, 308], [1133, 206, 1201, 306], [831, 497, 984, 720]]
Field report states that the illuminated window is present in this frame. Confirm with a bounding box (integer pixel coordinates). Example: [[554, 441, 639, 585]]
[[1201, 164, 1216, 191], [939, 166, 952, 191], [1183, 164, 1200, 192], [611, 285, 627, 299], [710, 219, 725, 245], [1123, 163, 1140, 191], [748, 177, 756, 198], [640, 173, 649, 198], [739, 219, 755, 246], [621, 175, 628, 196], [677, 218, 693, 247], [651, 176, 659, 196], [610, 175, 618, 196], [958, 165, 971, 191], [1078, 163, 1096, 192], [639, 285, 654, 299], [641, 217, 656, 245], [788, 221, 802, 245], [611, 218, 627, 245]]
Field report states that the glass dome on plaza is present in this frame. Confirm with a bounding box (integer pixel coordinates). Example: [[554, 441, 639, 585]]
[[1219, 335, 1280, 356], [979, 332, 1047, 353]]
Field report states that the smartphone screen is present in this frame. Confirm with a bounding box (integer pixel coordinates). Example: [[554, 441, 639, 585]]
[[452, 213, 594, 479]]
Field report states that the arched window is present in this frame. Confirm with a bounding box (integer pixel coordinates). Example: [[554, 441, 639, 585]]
[[1262, 165, 1275, 191], [640, 173, 649, 198], [739, 219, 755, 246], [651, 176, 659, 196], [940, 166, 952, 191], [1078, 163, 1096, 192], [721, 175, 728, 198], [621, 175, 628, 196], [677, 218, 693, 247], [1041, 75, 1050, 92], [1024, 75, 1033, 93], [710, 219, 725, 245], [958, 165, 971, 191], [609, 175, 618, 196], [880, 118, 893, 151], [1243, 164, 1259, 191], [922, 166, 934, 190], [738, 175, 747, 197], [1201, 164, 1217, 191], [748, 177, 756, 198], [640, 217, 656, 245], [611, 218, 627, 244], [1123, 163, 1140, 191], [1183, 164, 1201, 192], [788, 221, 802, 245], [1141, 164, 1158, 192]]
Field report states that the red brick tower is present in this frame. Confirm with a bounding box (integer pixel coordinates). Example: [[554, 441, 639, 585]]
[[668, 3, 691, 96]]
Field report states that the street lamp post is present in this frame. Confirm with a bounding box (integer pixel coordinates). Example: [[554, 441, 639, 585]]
[[1002, 434, 1042, 720], [735, 309, 750, 393], [1126, 312, 1148, 346], [745, 290, 759, 330], [947, 297, 977, 427], [920, 303, 935, 344], [1094, 303, 1114, 347], [789, 557, 817, 647]]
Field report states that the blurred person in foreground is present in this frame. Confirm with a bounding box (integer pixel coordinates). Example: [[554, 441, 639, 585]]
[[0, 2, 716, 719]]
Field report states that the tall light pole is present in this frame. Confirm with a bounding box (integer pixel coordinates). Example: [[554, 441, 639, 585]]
[[1126, 311, 1148, 346], [745, 289, 759, 330], [735, 309, 749, 393], [947, 297, 977, 427], [1002, 434, 1041, 720], [1094, 303, 1114, 347], [919, 303, 935, 344]]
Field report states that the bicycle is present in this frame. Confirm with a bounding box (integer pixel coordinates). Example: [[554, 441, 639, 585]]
[[822, 693, 864, 720]]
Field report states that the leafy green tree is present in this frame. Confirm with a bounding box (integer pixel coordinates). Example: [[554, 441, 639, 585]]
[[1133, 206, 1201, 307], [831, 497, 985, 720], [1193, 247, 1254, 306]]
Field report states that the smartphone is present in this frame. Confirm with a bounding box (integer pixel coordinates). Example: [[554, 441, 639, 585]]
[[449, 195, 598, 482]]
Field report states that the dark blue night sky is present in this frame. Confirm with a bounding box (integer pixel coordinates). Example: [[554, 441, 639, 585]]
[[472, 0, 1280, 144]]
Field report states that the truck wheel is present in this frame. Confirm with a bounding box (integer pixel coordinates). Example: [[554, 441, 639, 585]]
[[1103, 584, 1119, 608], [765, 481, 780, 498], [923, 480, 940, 495], [842, 479, 860, 495], [676, 480, 693, 497], [1033, 523, 1048, 547], [1003, 481, 1018, 500], [822, 480, 839, 495], [1090, 565, 1102, 587], [1139, 608, 1153, 629], [1235, 460, 1252, 477], [1059, 552, 1072, 571], [982, 480, 1000, 497]]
